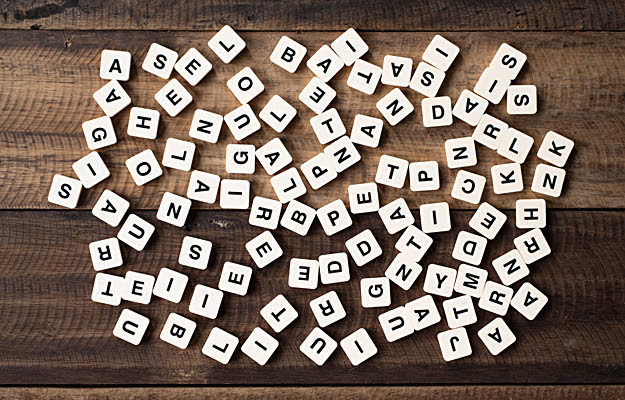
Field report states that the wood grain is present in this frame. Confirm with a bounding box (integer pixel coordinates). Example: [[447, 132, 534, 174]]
[[1, 30, 624, 210], [1, 0, 624, 31], [1, 209, 623, 385], [2, 386, 624, 399]]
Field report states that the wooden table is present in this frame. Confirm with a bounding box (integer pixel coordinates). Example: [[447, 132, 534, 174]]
[[1, 1, 624, 398]]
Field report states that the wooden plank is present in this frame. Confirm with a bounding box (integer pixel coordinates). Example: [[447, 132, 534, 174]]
[[1, 31, 624, 210], [2, 386, 624, 399], [1, 0, 624, 31], [0, 209, 623, 385]]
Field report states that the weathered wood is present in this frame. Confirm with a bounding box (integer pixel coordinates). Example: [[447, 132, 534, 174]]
[[2, 386, 624, 399], [1, 30, 623, 210], [0, 209, 623, 385], [1, 0, 624, 31]]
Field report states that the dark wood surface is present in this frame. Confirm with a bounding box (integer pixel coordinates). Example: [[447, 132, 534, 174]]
[[1, 30, 624, 210], [2, 386, 625, 399], [1, 210, 624, 384], [0, 0, 624, 396], [1, 0, 624, 31]]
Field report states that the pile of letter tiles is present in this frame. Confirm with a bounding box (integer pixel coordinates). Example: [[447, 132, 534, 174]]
[[47, 26, 573, 365]]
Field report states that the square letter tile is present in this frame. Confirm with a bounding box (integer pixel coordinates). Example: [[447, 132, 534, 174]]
[[187, 170, 220, 204], [492, 249, 529, 286], [113, 309, 149, 345], [405, 294, 441, 331], [348, 182, 379, 214], [174, 47, 212, 86], [256, 138, 292, 175], [307, 45, 344, 82], [189, 285, 223, 319], [189, 109, 223, 143], [385, 253, 422, 290], [92, 272, 125, 306], [82, 116, 117, 150], [421, 96, 453, 127], [516, 198, 547, 229], [378, 198, 415, 234], [331, 28, 368, 66], [317, 199, 352, 236], [207, 25, 245, 64], [347, 59, 382, 95], [300, 327, 337, 366], [156, 192, 192, 227], [409, 61, 445, 98], [288, 258, 320, 290], [510, 282, 548, 320], [117, 214, 155, 251], [245, 230, 283, 268], [419, 202, 451, 233], [93, 80, 131, 117], [452, 89, 488, 126], [350, 114, 383, 148], [227, 67, 265, 104], [376, 88, 414, 126], [224, 104, 261, 141], [453, 264, 488, 297], [452, 231, 488, 265], [451, 170, 486, 205], [142, 43, 178, 79], [219, 179, 250, 209], [507, 85, 537, 115], [128, 107, 160, 139], [438, 327, 472, 361], [125, 149, 163, 186], [478, 281, 514, 316], [202, 327, 238, 364], [153, 267, 189, 303], [423, 264, 457, 298], [241, 327, 279, 366], [468, 202, 507, 240], [271, 167, 307, 203], [531, 163, 566, 197], [299, 77, 336, 114], [477, 317, 516, 355], [100, 49, 131, 81], [472, 114, 508, 150], [218, 262, 253, 296], [513, 228, 551, 264], [375, 155, 409, 188], [379, 306, 414, 342], [259, 95, 297, 133], [154, 79, 193, 117], [178, 236, 212, 270], [310, 291, 346, 327], [422, 35, 459, 72], [340, 328, 377, 366], [48, 174, 82, 208], [497, 127, 534, 164], [319, 252, 351, 285], [89, 237, 123, 271], [360, 277, 391, 308], [491, 163, 524, 194], [260, 294, 298, 333], [537, 131, 574, 167], [280, 199, 316, 236], [382, 55, 413, 87], [270, 35, 307, 73], [443, 295, 477, 328]]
